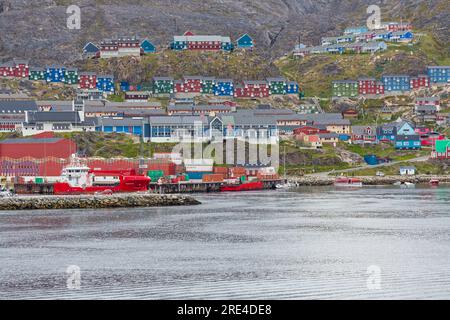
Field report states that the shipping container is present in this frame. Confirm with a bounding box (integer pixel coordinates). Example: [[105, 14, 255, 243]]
[[186, 171, 212, 180], [202, 174, 224, 183]]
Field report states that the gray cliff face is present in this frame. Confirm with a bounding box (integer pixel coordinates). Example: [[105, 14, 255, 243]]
[[0, 0, 448, 64]]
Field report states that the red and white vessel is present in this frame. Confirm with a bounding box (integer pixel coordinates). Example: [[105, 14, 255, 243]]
[[334, 177, 363, 187], [53, 156, 150, 194]]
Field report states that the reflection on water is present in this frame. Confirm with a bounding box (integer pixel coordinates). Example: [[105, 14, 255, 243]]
[[1, 185, 450, 299]]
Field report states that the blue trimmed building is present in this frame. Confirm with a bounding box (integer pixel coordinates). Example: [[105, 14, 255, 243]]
[[96, 75, 115, 94], [141, 39, 156, 54], [236, 34, 254, 49], [285, 81, 299, 95], [46, 66, 66, 83], [214, 79, 234, 96], [427, 66, 450, 84], [382, 75, 411, 92]]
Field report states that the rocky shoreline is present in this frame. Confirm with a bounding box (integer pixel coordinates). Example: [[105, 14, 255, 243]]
[[0, 193, 201, 211], [288, 175, 450, 186]]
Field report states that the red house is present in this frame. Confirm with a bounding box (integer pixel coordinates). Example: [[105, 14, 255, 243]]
[[0, 61, 14, 77], [358, 78, 384, 95], [234, 80, 269, 98], [383, 22, 413, 32], [293, 126, 323, 136], [415, 96, 439, 107], [0, 60, 29, 78], [13, 60, 29, 78], [174, 80, 185, 93], [78, 72, 97, 89], [410, 75, 429, 89], [183, 76, 202, 93]]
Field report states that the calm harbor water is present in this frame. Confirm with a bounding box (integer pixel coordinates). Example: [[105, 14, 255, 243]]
[[1, 185, 450, 300]]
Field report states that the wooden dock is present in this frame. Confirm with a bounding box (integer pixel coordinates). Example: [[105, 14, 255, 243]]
[[148, 179, 281, 194]]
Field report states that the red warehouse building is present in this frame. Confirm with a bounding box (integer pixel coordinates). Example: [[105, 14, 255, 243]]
[[358, 78, 385, 95], [410, 75, 429, 89], [78, 72, 98, 89], [0, 137, 77, 159]]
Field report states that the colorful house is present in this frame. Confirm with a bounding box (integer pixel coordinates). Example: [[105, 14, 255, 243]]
[[99, 37, 141, 58], [153, 77, 174, 94], [141, 39, 156, 54], [399, 166, 416, 175], [201, 77, 216, 94], [29, 68, 46, 81], [285, 81, 299, 95], [171, 34, 233, 52], [236, 34, 254, 49], [351, 126, 378, 144], [381, 75, 411, 92], [82, 42, 100, 59], [376, 124, 397, 142], [234, 80, 269, 98], [358, 78, 385, 95], [181, 76, 203, 93], [389, 31, 414, 42], [96, 75, 115, 94], [0, 61, 14, 77], [382, 22, 413, 32], [64, 68, 78, 85], [46, 66, 66, 83], [267, 77, 287, 95], [373, 30, 392, 41], [427, 66, 450, 84], [415, 96, 440, 108], [410, 75, 429, 89], [332, 80, 359, 97], [395, 135, 421, 149], [214, 79, 234, 96], [78, 72, 97, 89], [432, 140, 450, 160], [344, 26, 369, 35]]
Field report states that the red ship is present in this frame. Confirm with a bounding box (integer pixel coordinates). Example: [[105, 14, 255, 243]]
[[220, 181, 265, 192], [53, 157, 150, 195]]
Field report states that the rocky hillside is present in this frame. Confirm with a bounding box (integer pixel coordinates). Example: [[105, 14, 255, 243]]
[[0, 0, 448, 64]]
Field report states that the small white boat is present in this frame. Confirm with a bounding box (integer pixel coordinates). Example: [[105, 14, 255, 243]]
[[394, 181, 415, 187], [276, 182, 294, 189], [0, 190, 14, 198]]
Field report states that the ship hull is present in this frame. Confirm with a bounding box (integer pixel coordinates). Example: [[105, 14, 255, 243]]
[[220, 181, 264, 192]]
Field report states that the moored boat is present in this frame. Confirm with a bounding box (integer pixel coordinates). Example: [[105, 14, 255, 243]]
[[220, 181, 264, 192], [334, 177, 363, 187], [429, 179, 440, 186], [53, 156, 150, 195]]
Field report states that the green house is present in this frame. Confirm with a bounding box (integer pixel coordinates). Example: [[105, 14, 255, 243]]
[[434, 140, 450, 159], [201, 77, 216, 94], [29, 68, 46, 81], [153, 76, 174, 94], [141, 82, 154, 93], [267, 77, 287, 95], [332, 80, 359, 97], [64, 68, 78, 85]]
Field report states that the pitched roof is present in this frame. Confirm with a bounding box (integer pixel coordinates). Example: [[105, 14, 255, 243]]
[[0, 100, 38, 112]]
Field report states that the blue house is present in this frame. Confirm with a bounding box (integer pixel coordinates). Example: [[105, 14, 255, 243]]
[[120, 81, 130, 92], [382, 75, 411, 92], [395, 135, 421, 149], [395, 121, 415, 135], [389, 31, 414, 43], [46, 66, 66, 83], [285, 81, 299, 94], [214, 79, 234, 96], [427, 66, 450, 84], [141, 39, 156, 54], [96, 118, 145, 136], [82, 42, 99, 58], [236, 34, 254, 49], [344, 26, 369, 35], [373, 30, 392, 41], [376, 125, 397, 142], [96, 75, 115, 94]]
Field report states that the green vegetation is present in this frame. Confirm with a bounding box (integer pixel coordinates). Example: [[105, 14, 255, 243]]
[[340, 142, 428, 161], [351, 161, 450, 176]]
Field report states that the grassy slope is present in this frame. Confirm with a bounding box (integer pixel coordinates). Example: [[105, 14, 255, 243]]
[[275, 33, 450, 98]]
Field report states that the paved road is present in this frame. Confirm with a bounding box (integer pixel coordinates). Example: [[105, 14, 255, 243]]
[[309, 156, 430, 177]]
